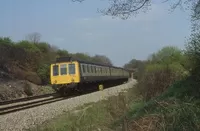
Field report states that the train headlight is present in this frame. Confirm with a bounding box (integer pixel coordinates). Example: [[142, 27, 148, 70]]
[[71, 78, 74, 82], [54, 80, 57, 84]]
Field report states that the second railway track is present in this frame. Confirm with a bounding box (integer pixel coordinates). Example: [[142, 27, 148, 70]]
[[0, 93, 70, 115]]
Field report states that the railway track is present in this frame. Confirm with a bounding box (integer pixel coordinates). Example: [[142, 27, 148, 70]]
[[0, 81, 127, 115], [0, 93, 69, 115]]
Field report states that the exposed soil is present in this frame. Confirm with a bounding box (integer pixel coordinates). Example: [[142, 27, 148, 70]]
[[0, 70, 54, 101]]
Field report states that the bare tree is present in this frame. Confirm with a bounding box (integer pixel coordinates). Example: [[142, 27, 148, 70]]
[[25, 32, 41, 44], [72, 0, 199, 19]]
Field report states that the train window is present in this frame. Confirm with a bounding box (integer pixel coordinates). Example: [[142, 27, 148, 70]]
[[60, 64, 67, 75], [91, 65, 93, 73], [93, 66, 96, 73], [69, 64, 75, 74], [87, 65, 90, 73], [96, 67, 98, 73], [82, 64, 85, 73], [53, 65, 59, 76]]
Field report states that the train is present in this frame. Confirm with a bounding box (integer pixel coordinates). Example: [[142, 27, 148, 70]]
[[50, 57, 130, 95]]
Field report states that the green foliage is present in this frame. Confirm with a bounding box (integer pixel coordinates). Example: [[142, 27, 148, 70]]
[[56, 49, 69, 57], [149, 46, 185, 65], [0, 37, 15, 64], [72, 53, 92, 61], [37, 64, 50, 85], [35, 42, 50, 53], [123, 59, 146, 79], [0, 36, 113, 85], [16, 40, 41, 53], [92, 55, 113, 65], [137, 46, 189, 101], [0, 37, 14, 46]]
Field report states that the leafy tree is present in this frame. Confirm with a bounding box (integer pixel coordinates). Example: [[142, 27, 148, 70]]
[[148, 46, 187, 66], [123, 59, 146, 79], [92, 55, 113, 66], [123, 59, 143, 69], [0, 37, 13, 46], [72, 53, 92, 61], [35, 42, 51, 54], [56, 49, 69, 57], [15, 40, 41, 52], [136, 46, 189, 100]]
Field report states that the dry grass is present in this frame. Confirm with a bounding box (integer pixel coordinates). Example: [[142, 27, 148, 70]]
[[129, 115, 161, 131]]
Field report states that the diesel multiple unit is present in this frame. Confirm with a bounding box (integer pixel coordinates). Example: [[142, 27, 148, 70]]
[[50, 57, 130, 94]]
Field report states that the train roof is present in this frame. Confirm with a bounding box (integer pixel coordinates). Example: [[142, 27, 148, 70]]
[[53, 56, 128, 70]]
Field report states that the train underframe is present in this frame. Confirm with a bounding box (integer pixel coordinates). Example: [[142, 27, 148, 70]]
[[52, 78, 129, 96]]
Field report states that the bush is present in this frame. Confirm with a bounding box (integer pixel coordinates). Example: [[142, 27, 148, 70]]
[[136, 46, 189, 101], [37, 64, 50, 85]]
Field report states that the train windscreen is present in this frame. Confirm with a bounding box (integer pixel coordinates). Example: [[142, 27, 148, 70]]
[[53, 65, 59, 76], [60, 64, 67, 75], [68, 64, 75, 74]]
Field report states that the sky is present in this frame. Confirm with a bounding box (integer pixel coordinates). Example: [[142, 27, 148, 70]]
[[0, 0, 192, 67]]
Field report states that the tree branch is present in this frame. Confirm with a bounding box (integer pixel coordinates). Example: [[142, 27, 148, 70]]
[[72, 0, 199, 19]]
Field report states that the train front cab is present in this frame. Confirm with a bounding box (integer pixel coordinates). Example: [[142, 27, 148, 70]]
[[50, 61, 80, 92]]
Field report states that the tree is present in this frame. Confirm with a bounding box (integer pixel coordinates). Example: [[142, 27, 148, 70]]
[[25, 32, 41, 44], [56, 49, 69, 57], [92, 55, 113, 66], [148, 46, 185, 65], [72, 53, 92, 61], [186, 32, 200, 76], [73, 0, 199, 19], [123, 59, 143, 70]]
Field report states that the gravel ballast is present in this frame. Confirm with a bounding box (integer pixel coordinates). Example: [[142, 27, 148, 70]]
[[0, 79, 137, 131]]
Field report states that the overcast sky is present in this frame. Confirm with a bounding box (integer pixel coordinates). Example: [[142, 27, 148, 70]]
[[0, 0, 192, 67]]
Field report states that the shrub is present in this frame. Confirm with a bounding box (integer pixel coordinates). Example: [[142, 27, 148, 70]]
[[138, 63, 188, 101], [37, 64, 50, 85]]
